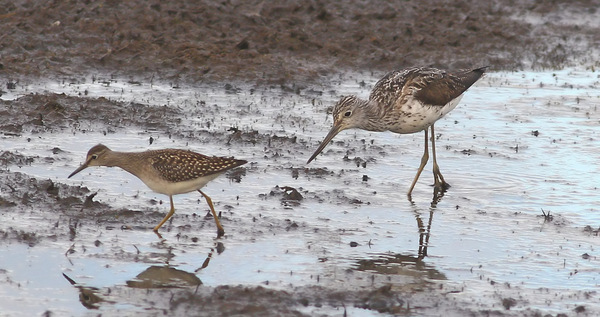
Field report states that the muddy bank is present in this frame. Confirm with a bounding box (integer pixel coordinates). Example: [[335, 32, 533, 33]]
[[1, 0, 599, 83], [0, 92, 180, 135]]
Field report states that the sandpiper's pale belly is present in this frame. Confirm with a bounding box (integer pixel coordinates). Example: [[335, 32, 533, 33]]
[[387, 95, 463, 134], [143, 173, 222, 196]]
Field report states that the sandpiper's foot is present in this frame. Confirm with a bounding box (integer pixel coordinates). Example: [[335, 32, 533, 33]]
[[153, 229, 164, 240]]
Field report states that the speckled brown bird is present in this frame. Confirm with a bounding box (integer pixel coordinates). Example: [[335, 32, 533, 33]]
[[68, 144, 247, 237], [307, 66, 487, 196]]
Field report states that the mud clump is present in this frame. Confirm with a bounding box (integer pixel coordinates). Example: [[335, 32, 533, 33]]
[[0, 151, 35, 167], [0, 94, 182, 135], [265, 185, 305, 207], [0, 170, 124, 243], [0, 171, 91, 210]]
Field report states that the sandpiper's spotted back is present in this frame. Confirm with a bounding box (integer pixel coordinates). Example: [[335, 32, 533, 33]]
[[150, 149, 247, 183]]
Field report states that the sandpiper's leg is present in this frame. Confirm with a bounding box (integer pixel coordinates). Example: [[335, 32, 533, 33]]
[[198, 190, 225, 238], [408, 129, 430, 196], [154, 195, 176, 232], [430, 125, 450, 190]]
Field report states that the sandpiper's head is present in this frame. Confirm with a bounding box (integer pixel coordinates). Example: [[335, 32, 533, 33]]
[[68, 144, 112, 178], [307, 95, 368, 164]]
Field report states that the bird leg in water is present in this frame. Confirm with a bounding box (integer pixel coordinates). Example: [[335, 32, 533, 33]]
[[430, 124, 450, 191], [198, 190, 225, 238], [154, 196, 176, 232], [408, 129, 430, 196]]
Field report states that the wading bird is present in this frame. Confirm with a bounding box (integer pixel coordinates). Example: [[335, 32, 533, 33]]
[[69, 144, 247, 237], [307, 66, 487, 196]]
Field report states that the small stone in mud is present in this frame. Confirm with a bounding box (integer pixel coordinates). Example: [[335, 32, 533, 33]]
[[350, 198, 363, 204], [235, 38, 249, 50], [501, 297, 517, 310], [282, 186, 303, 201], [362, 175, 369, 182], [581, 253, 590, 259], [286, 221, 299, 231], [349, 241, 359, 247], [531, 130, 540, 137]]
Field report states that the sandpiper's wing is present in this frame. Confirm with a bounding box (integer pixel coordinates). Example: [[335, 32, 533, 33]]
[[411, 66, 488, 106], [369, 66, 487, 109], [150, 149, 246, 183]]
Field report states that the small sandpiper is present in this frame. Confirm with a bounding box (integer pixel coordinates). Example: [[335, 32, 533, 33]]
[[69, 144, 247, 237]]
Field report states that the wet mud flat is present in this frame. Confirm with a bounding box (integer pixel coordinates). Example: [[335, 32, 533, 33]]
[[1, 0, 600, 316], [0, 80, 445, 316], [1, 68, 599, 316]]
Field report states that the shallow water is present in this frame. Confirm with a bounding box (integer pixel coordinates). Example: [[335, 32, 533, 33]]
[[1, 68, 599, 315]]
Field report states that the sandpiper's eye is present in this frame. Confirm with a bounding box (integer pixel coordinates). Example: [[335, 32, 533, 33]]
[[344, 111, 352, 117], [91, 154, 98, 160]]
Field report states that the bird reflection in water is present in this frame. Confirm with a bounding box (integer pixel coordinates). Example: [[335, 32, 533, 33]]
[[63, 242, 223, 309], [412, 202, 437, 259], [62, 273, 110, 310], [195, 241, 225, 273], [64, 265, 202, 309], [354, 253, 445, 281], [126, 266, 202, 288], [354, 198, 443, 278]]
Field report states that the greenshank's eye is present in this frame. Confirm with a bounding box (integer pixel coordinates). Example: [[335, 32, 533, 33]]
[[344, 111, 352, 117]]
